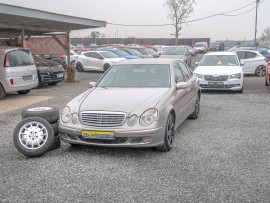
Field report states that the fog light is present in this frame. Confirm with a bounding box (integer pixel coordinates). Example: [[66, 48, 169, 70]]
[[142, 137, 152, 143]]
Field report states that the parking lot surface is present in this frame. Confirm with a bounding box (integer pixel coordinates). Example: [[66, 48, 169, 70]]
[[1, 55, 270, 202]]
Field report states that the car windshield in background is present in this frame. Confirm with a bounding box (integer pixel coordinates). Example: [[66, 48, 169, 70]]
[[210, 43, 219, 48], [200, 55, 239, 66], [195, 43, 204, 47], [100, 52, 120, 58], [125, 49, 143, 56], [97, 64, 171, 88], [162, 47, 185, 55], [138, 48, 156, 55], [115, 50, 130, 57]]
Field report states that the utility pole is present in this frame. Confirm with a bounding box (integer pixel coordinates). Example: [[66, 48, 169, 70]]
[[254, 0, 260, 47]]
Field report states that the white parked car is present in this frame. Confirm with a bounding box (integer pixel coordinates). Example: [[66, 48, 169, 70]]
[[194, 52, 244, 93], [194, 42, 208, 53], [235, 50, 267, 76], [75, 51, 126, 72]]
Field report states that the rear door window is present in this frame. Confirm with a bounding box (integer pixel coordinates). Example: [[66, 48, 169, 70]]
[[245, 51, 257, 59], [9, 50, 34, 67]]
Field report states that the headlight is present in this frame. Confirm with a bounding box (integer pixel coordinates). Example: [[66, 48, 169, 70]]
[[230, 73, 241, 79], [61, 106, 71, 123], [72, 113, 79, 124], [140, 109, 158, 127], [127, 115, 138, 127], [195, 73, 204, 79]]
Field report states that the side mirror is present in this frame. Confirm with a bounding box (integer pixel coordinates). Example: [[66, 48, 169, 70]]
[[240, 61, 245, 66], [176, 82, 188, 90], [89, 82, 97, 88], [195, 62, 199, 66]]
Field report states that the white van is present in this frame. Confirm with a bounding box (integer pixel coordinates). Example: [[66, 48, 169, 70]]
[[0, 47, 38, 99], [194, 42, 208, 53]]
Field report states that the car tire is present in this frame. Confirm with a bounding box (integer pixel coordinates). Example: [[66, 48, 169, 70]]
[[13, 117, 55, 157], [21, 107, 59, 124], [156, 113, 175, 152], [49, 82, 58, 86], [76, 62, 84, 72], [236, 86, 244, 93], [51, 121, 59, 136], [255, 65, 266, 77], [0, 84, 6, 100], [188, 95, 200, 119], [103, 64, 111, 72], [17, 89, 31, 95]]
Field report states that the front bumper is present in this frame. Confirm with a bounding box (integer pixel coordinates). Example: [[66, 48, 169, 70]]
[[38, 72, 65, 85], [199, 79, 242, 91], [59, 124, 165, 148]]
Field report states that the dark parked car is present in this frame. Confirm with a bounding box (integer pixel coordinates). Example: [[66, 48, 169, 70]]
[[129, 47, 160, 58], [43, 54, 67, 68], [209, 42, 225, 51], [34, 57, 65, 86]]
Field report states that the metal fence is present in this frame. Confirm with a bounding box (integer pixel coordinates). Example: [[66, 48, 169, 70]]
[[71, 38, 211, 47]]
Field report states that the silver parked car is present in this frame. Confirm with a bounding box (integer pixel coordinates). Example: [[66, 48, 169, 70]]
[[0, 47, 38, 99], [59, 59, 201, 151], [160, 46, 192, 67]]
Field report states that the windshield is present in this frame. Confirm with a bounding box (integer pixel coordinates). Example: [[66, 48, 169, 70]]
[[97, 64, 171, 88], [199, 55, 239, 66], [100, 52, 120, 58], [138, 48, 156, 55], [162, 47, 185, 55], [114, 50, 130, 57], [194, 43, 205, 47], [210, 43, 219, 47], [124, 49, 142, 56]]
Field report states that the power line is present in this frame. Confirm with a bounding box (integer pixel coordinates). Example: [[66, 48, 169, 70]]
[[107, 0, 264, 27]]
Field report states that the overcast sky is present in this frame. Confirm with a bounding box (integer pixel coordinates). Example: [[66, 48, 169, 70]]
[[0, 0, 269, 41]]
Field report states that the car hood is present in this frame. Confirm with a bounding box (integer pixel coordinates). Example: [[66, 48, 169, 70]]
[[78, 87, 170, 116], [194, 66, 242, 75]]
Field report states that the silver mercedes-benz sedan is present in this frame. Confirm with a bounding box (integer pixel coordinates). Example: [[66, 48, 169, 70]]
[[59, 59, 201, 151]]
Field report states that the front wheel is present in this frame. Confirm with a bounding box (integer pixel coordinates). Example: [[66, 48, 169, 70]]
[[76, 62, 84, 72], [0, 84, 6, 100], [156, 113, 175, 152], [255, 65, 266, 77], [103, 64, 111, 72]]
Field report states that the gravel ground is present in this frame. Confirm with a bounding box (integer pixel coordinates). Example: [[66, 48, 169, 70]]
[[1, 55, 270, 203]]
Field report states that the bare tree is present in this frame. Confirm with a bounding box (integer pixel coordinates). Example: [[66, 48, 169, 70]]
[[260, 27, 270, 42], [164, 0, 195, 45]]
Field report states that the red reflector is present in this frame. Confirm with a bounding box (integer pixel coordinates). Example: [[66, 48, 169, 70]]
[[59, 55, 66, 59], [10, 79, 14, 85]]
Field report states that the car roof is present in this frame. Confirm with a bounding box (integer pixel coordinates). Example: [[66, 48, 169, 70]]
[[115, 58, 178, 65], [206, 51, 237, 56]]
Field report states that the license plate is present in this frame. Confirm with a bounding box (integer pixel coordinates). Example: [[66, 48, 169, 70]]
[[81, 130, 115, 140], [23, 75, 33, 81], [57, 73, 64, 78], [208, 81, 224, 86]]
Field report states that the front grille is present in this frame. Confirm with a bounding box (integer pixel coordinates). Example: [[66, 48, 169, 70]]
[[204, 75, 229, 81], [81, 111, 126, 127]]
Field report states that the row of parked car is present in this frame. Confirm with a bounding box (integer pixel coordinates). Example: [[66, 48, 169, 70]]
[[0, 47, 65, 100]]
